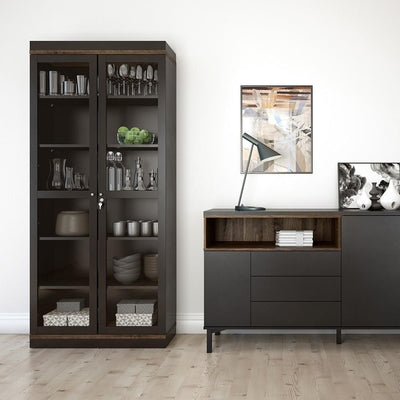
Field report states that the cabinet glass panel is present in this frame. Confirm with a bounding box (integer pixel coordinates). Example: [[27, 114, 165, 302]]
[[98, 56, 161, 333]]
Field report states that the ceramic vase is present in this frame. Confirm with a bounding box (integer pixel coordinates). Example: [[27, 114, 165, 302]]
[[369, 182, 383, 211], [357, 186, 372, 210], [380, 179, 400, 210]]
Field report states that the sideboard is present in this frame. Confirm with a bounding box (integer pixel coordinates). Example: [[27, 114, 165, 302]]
[[204, 209, 400, 353]]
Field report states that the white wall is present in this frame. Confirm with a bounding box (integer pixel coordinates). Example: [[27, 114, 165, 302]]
[[1, 0, 400, 332]]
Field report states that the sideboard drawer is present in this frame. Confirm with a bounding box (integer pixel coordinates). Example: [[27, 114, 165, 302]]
[[251, 277, 340, 301], [251, 252, 340, 276], [252, 302, 340, 327]]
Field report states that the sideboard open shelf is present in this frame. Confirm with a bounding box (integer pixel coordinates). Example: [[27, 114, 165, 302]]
[[205, 213, 341, 251]]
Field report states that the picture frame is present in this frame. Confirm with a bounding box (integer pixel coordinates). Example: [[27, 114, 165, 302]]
[[240, 85, 313, 174], [338, 162, 400, 209]]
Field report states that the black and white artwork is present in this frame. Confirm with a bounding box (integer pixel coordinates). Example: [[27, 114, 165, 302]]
[[338, 163, 400, 209]]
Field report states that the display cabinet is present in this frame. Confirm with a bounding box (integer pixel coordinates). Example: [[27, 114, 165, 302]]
[[30, 41, 176, 347]]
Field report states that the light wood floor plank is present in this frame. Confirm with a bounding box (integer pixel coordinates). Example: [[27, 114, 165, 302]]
[[1, 335, 400, 400]]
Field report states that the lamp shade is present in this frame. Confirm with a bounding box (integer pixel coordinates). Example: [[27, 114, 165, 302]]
[[242, 133, 281, 162]]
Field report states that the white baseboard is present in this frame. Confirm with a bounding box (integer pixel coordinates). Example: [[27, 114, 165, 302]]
[[2, 312, 400, 336], [0, 313, 29, 334], [176, 313, 204, 333]]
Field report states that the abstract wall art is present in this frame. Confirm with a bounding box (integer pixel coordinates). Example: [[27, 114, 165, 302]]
[[241, 85, 312, 173]]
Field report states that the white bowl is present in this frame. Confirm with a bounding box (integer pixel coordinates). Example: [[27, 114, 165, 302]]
[[113, 260, 141, 269], [113, 264, 141, 273], [114, 271, 140, 284], [117, 254, 141, 263]]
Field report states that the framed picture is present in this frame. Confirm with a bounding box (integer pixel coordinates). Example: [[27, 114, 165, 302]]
[[338, 162, 400, 209], [241, 85, 312, 173]]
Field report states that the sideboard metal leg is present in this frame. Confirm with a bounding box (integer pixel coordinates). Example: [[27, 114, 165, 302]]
[[207, 330, 212, 353], [336, 328, 342, 344]]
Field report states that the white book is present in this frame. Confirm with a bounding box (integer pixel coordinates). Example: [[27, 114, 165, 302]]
[[277, 230, 313, 234], [276, 243, 313, 247]]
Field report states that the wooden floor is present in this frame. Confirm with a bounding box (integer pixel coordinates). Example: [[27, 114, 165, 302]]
[[1, 334, 400, 399]]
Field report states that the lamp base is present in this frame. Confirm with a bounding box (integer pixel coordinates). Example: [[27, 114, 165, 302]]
[[235, 205, 266, 211]]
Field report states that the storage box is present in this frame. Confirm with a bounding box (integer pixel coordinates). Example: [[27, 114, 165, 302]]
[[115, 312, 157, 327], [117, 299, 157, 314], [135, 299, 157, 314], [57, 298, 85, 312], [117, 299, 138, 314], [43, 310, 69, 326], [67, 308, 90, 327]]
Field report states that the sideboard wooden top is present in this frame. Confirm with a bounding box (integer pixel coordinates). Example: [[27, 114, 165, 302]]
[[204, 208, 400, 217]]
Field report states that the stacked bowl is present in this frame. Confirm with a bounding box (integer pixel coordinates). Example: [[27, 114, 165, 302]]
[[143, 254, 158, 281], [113, 254, 141, 284]]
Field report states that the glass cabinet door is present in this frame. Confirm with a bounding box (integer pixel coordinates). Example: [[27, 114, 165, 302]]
[[97, 55, 165, 334], [31, 54, 98, 334]]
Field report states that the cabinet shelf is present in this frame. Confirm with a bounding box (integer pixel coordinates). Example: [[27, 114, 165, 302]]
[[39, 144, 90, 149], [107, 278, 158, 289], [107, 144, 158, 150], [107, 95, 158, 105], [39, 95, 89, 101], [39, 236, 89, 241], [107, 236, 158, 241], [106, 191, 158, 199], [38, 190, 91, 199]]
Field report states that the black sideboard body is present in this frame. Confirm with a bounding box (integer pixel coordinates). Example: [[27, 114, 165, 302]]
[[204, 209, 400, 353]]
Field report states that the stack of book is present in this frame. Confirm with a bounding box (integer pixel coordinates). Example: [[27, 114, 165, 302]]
[[275, 230, 313, 247]]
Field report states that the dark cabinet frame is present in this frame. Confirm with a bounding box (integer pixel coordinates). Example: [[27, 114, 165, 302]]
[[30, 42, 176, 348]]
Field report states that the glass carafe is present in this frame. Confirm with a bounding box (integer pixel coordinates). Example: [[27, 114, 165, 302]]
[[65, 167, 74, 191], [135, 169, 146, 191], [133, 156, 142, 189], [48, 158, 66, 190], [147, 169, 158, 191], [123, 168, 133, 191]]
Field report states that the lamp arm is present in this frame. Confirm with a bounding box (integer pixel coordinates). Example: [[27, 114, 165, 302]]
[[237, 143, 254, 207]]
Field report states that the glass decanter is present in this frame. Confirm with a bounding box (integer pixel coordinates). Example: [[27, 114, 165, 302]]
[[65, 167, 74, 191], [147, 169, 158, 191], [48, 157, 66, 190], [123, 168, 134, 191], [135, 169, 146, 191], [133, 156, 142, 189]]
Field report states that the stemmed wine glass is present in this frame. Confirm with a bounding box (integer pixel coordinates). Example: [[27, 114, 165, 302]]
[[107, 64, 115, 95], [143, 67, 148, 96], [147, 65, 154, 95], [154, 69, 159, 95], [119, 64, 129, 96], [129, 66, 136, 96], [136, 65, 143, 95]]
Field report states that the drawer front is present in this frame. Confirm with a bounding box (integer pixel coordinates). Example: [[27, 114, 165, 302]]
[[251, 277, 340, 301], [252, 302, 340, 327], [251, 252, 340, 276]]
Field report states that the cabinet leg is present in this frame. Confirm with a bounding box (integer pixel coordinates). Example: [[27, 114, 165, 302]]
[[336, 328, 342, 344], [207, 330, 212, 353]]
